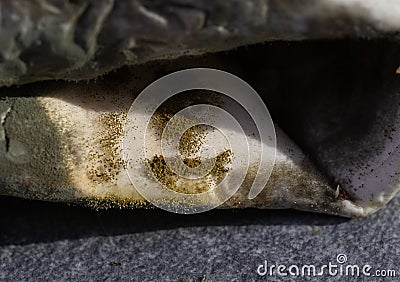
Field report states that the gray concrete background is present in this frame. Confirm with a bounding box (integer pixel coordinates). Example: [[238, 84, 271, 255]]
[[0, 194, 399, 281]]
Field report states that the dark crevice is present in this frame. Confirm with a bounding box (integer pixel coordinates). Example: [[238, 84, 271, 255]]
[[4, 128, 9, 152], [1, 106, 11, 152], [231, 39, 400, 190]]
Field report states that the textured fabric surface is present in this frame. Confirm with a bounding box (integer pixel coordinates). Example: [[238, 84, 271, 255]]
[[0, 0, 398, 87], [0, 194, 399, 281]]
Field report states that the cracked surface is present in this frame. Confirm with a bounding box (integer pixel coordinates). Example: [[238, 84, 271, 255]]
[[0, 97, 76, 201]]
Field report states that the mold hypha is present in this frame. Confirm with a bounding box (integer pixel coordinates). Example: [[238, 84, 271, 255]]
[[0, 0, 400, 217]]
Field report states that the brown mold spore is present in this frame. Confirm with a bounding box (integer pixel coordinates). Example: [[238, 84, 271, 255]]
[[80, 196, 150, 210], [144, 89, 233, 194], [146, 150, 232, 194], [87, 111, 127, 184]]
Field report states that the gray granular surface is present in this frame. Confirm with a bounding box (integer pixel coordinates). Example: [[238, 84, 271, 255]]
[[0, 0, 397, 87], [0, 194, 399, 281]]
